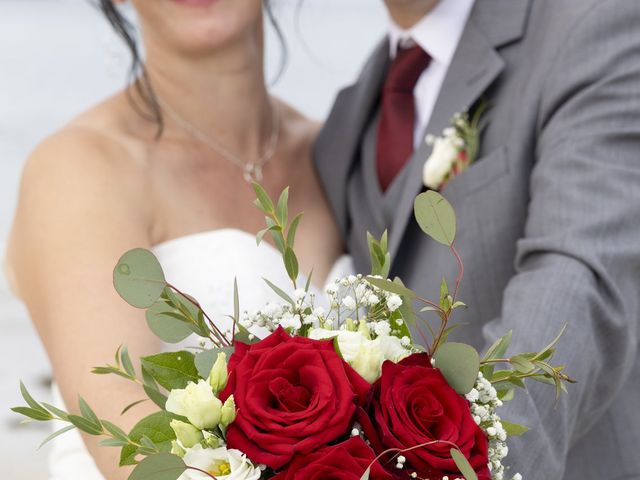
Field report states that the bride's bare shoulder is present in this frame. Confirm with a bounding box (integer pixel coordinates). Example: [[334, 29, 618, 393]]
[[20, 92, 155, 200]]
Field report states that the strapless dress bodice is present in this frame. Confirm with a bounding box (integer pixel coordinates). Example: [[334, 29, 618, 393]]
[[48, 229, 354, 480]]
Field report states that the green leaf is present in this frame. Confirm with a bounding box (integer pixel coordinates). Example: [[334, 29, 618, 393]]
[[120, 412, 176, 466], [41, 402, 70, 421], [263, 278, 295, 306], [102, 420, 129, 441], [450, 448, 478, 480], [234, 322, 259, 345], [120, 399, 148, 416], [113, 249, 167, 308], [100, 438, 129, 448], [283, 247, 299, 284], [233, 278, 240, 325], [414, 191, 457, 246], [68, 415, 103, 435], [511, 355, 536, 374], [129, 453, 186, 480], [194, 347, 235, 379], [38, 425, 75, 449], [287, 213, 303, 248], [141, 351, 199, 391], [276, 187, 289, 226], [11, 406, 52, 422], [252, 183, 275, 214], [366, 276, 417, 299], [79, 397, 101, 427], [20, 382, 50, 417], [120, 346, 136, 379], [481, 330, 513, 378], [501, 421, 530, 437], [146, 301, 194, 344], [398, 295, 417, 327], [434, 342, 480, 395]]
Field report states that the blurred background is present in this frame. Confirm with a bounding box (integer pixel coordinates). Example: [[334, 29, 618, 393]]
[[0, 0, 386, 477]]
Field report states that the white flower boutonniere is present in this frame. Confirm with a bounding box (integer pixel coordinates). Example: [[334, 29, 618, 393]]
[[422, 102, 487, 190]]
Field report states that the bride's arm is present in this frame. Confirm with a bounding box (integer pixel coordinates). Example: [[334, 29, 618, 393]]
[[7, 129, 162, 480]]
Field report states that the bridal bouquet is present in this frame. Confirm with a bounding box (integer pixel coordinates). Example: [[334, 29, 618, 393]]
[[13, 186, 573, 480]]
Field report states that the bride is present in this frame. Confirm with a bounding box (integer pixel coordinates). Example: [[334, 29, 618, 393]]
[[5, 0, 350, 479]]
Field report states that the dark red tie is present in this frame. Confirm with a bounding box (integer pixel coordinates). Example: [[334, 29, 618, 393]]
[[376, 45, 431, 192]]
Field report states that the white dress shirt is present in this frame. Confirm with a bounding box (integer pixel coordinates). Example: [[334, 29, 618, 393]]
[[388, 0, 476, 149]]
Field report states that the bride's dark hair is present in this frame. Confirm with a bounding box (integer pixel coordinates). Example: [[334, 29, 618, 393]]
[[97, 0, 287, 134]]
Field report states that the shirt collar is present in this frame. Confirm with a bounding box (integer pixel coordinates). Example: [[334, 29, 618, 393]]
[[388, 0, 476, 65]]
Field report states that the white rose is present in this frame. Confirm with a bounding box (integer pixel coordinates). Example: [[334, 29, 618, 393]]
[[166, 380, 222, 430], [178, 444, 261, 480], [308, 329, 410, 383], [423, 135, 460, 189]]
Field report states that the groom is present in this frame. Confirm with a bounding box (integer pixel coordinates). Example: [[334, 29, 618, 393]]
[[315, 0, 640, 478]]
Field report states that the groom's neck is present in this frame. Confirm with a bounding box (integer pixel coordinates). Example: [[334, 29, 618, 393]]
[[384, 0, 440, 29]]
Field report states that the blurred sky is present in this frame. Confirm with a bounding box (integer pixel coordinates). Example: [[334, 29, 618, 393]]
[[0, 1, 387, 477]]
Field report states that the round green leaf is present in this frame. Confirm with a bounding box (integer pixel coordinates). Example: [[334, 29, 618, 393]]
[[129, 453, 186, 480], [113, 249, 167, 308], [434, 342, 480, 395], [146, 301, 194, 344], [414, 191, 457, 246]]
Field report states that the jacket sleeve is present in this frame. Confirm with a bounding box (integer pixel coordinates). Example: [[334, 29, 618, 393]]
[[480, 2, 640, 476]]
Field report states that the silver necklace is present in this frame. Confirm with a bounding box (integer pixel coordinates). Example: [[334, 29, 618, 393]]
[[158, 96, 280, 182]]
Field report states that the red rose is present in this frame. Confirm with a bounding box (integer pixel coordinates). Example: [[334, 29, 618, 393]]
[[221, 328, 371, 470], [272, 437, 394, 480], [358, 353, 490, 480]]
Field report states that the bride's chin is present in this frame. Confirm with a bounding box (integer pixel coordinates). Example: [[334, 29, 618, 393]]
[[170, 0, 221, 7]]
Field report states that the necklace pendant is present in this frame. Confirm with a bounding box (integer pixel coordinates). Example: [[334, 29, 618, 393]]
[[243, 163, 264, 183]]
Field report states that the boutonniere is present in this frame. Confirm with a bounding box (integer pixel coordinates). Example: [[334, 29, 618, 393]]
[[422, 101, 487, 190]]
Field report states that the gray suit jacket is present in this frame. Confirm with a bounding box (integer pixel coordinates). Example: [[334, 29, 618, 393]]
[[315, 0, 640, 478]]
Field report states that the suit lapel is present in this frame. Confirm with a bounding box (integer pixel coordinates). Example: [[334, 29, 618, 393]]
[[387, 0, 531, 261]]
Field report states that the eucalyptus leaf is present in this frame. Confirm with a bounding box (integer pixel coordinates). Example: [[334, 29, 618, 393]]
[[365, 276, 417, 299], [501, 420, 530, 437], [79, 397, 101, 427], [141, 351, 199, 391], [113, 249, 167, 308], [68, 414, 103, 435], [100, 438, 129, 448], [263, 278, 295, 306], [287, 213, 303, 248], [102, 420, 129, 441], [11, 406, 52, 422], [450, 448, 478, 480], [120, 412, 176, 466], [146, 301, 194, 344], [195, 347, 235, 379], [434, 342, 480, 395], [283, 247, 299, 284], [414, 191, 457, 246], [120, 399, 148, 416], [252, 183, 274, 214], [38, 425, 75, 450], [276, 187, 289, 226], [20, 381, 50, 416], [511, 355, 536, 374], [129, 453, 186, 480]]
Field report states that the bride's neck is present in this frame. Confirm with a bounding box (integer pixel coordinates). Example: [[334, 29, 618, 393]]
[[142, 33, 272, 156]]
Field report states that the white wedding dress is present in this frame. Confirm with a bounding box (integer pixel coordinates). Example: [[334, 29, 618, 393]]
[[48, 229, 354, 480]]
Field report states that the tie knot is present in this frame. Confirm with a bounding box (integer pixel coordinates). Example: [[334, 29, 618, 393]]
[[385, 45, 431, 92]]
